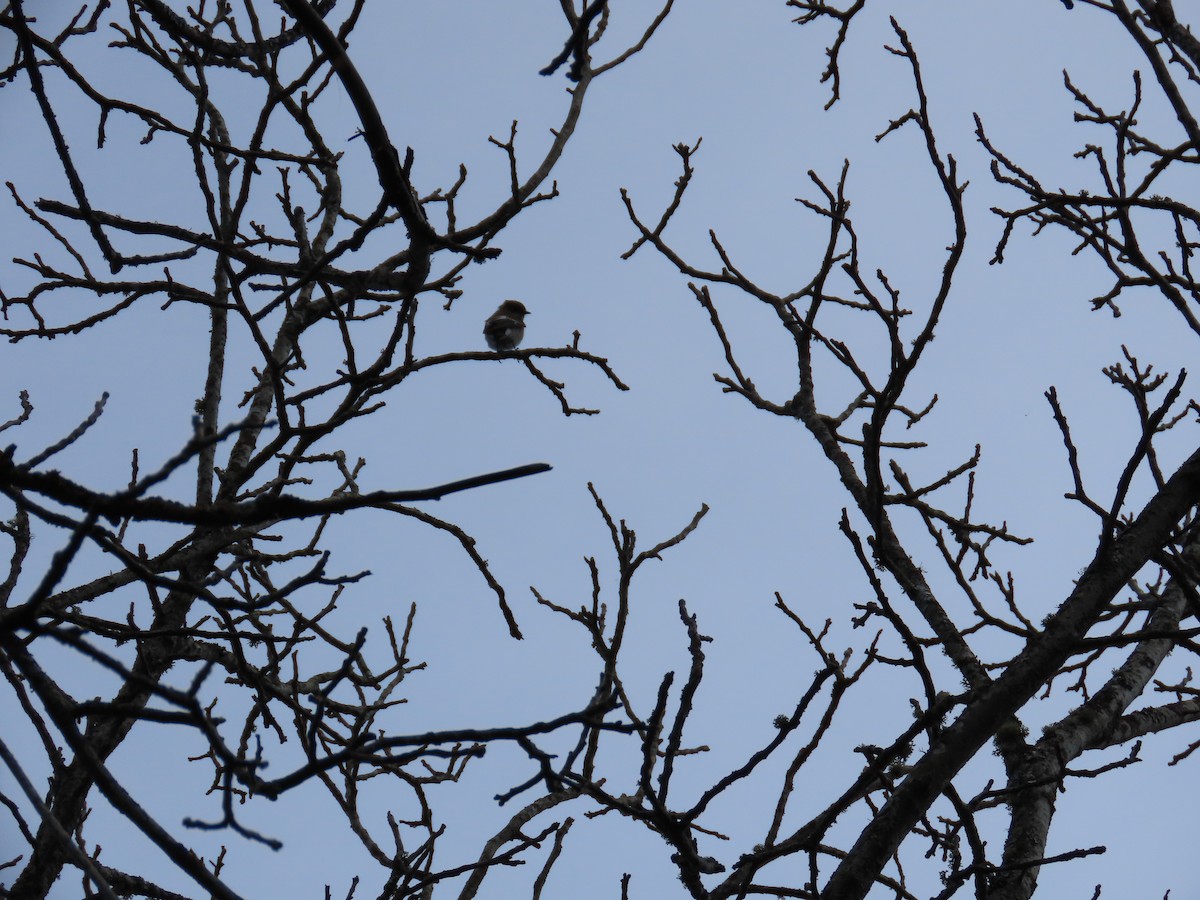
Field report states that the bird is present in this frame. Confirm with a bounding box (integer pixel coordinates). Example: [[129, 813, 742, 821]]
[[483, 299, 530, 351]]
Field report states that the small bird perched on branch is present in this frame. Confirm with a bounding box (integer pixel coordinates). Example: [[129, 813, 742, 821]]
[[483, 299, 530, 351]]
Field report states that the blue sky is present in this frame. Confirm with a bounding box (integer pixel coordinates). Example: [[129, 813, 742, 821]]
[[2, 2, 1198, 897]]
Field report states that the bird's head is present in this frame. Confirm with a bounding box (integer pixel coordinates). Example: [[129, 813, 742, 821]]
[[497, 299, 530, 318]]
